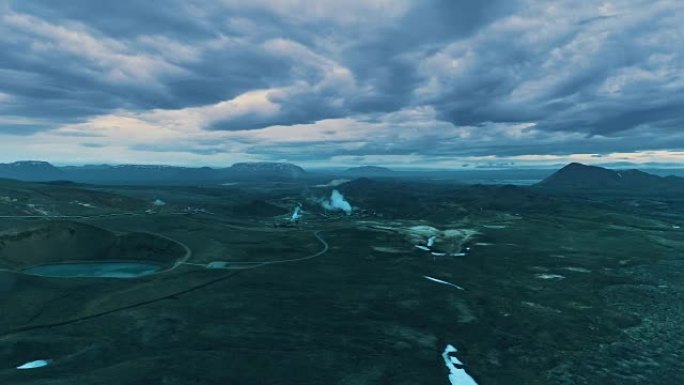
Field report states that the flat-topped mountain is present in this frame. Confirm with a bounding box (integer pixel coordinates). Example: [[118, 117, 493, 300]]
[[227, 162, 305, 179], [0, 161, 65, 181], [537, 162, 684, 193], [0, 161, 306, 184]]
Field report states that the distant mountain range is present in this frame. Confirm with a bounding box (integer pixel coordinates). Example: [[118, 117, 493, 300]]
[[537, 162, 684, 193], [343, 166, 394, 176], [0, 161, 306, 184], [1, 160, 682, 191], [231, 162, 305, 179]]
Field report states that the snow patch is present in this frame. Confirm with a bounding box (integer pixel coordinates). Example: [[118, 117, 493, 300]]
[[442, 345, 478, 385], [424, 276, 464, 290], [17, 359, 50, 370], [72, 201, 96, 208], [535, 273, 566, 280]]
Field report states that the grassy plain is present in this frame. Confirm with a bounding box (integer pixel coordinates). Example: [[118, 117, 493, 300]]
[[0, 179, 682, 384]]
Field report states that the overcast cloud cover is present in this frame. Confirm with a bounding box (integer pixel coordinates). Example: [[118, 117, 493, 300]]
[[0, 0, 683, 168]]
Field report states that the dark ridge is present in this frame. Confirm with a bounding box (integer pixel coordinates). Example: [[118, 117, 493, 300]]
[[343, 166, 394, 176], [536, 162, 684, 193]]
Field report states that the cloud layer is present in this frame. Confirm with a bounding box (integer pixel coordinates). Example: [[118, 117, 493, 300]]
[[1, 0, 683, 167]]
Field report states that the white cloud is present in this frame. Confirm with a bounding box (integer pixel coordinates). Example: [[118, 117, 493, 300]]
[[2, 12, 187, 85], [1, 0, 683, 167], [219, 0, 411, 25]]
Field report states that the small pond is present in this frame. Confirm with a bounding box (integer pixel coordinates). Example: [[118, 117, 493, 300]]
[[22, 261, 164, 278]]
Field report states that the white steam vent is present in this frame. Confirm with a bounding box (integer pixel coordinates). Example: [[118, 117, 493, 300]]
[[321, 190, 352, 214], [291, 205, 303, 222], [427, 236, 436, 247]]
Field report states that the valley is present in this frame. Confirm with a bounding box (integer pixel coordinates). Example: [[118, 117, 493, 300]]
[[0, 165, 682, 384]]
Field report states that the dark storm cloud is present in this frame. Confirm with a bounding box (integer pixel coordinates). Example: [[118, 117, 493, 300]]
[[9, 0, 218, 40], [419, 0, 684, 140], [0, 0, 300, 132], [0, 0, 683, 160], [0, 0, 507, 132]]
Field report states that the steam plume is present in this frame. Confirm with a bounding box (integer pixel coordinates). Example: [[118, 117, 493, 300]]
[[321, 190, 352, 214], [291, 205, 303, 222]]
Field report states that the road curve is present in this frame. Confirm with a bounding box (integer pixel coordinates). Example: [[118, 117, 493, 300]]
[[0, 231, 331, 340]]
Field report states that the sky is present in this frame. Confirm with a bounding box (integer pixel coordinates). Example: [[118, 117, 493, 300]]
[[0, 0, 683, 169]]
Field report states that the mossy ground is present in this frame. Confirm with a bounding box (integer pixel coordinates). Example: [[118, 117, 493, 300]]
[[0, 181, 682, 384]]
